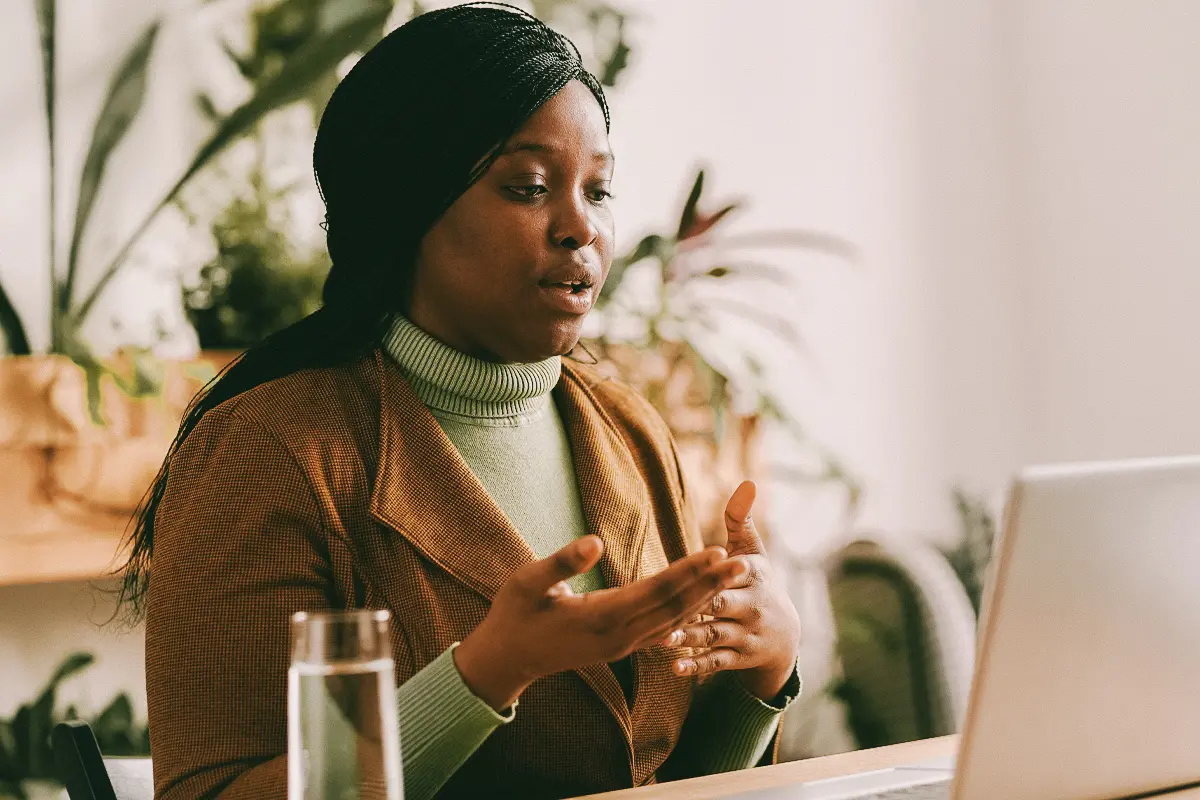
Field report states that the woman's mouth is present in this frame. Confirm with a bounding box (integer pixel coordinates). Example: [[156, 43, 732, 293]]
[[538, 280, 595, 314]]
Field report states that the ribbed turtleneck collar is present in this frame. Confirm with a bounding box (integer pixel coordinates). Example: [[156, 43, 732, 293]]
[[381, 314, 562, 421]]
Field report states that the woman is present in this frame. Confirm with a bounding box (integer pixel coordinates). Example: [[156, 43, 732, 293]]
[[126, 4, 802, 798]]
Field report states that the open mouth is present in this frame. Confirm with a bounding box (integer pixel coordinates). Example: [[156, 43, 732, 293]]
[[542, 280, 593, 294]]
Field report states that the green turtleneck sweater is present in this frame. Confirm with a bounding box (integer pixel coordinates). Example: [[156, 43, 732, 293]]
[[385, 314, 798, 800]]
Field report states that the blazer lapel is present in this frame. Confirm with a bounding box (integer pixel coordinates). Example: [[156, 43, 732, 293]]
[[555, 364, 652, 744], [368, 353, 537, 601], [554, 364, 651, 591]]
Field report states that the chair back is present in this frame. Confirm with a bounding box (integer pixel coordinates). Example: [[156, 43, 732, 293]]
[[52, 721, 153, 800], [826, 534, 977, 748]]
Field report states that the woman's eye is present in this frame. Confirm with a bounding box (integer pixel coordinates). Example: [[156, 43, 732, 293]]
[[588, 189, 614, 203], [508, 185, 547, 199]]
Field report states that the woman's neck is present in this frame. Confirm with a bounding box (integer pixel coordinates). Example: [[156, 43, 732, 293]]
[[382, 313, 561, 420]]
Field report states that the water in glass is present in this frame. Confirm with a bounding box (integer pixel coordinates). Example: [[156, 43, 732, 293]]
[[288, 610, 403, 800]]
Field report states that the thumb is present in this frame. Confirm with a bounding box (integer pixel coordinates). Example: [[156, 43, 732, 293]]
[[724, 480, 765, 555], [517, 535, 604, 595]]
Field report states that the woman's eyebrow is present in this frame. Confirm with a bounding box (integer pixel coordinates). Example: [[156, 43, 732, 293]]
[[501, 140, 615, 166]]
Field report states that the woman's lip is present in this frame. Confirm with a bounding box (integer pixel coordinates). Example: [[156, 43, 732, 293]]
[[537, 283, 594, 315]]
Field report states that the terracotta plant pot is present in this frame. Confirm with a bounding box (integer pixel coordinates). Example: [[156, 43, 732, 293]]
[[0, 354, 231, 585]]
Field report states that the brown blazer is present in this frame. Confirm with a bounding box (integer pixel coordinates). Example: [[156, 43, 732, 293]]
[[145, 350, 716, 799]]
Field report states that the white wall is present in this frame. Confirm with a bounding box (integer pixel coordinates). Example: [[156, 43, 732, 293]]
[[0, 580, 146, 722], [608, 0, 1025, 551], [1008, 0, 1200, 464]]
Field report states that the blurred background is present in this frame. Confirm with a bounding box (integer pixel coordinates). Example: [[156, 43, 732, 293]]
[[2, 0, 1199, 794]]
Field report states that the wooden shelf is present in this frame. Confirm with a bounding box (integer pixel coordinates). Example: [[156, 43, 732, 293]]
[[0, 530, 128, 586]]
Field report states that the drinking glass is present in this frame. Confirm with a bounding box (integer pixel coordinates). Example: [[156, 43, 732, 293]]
[[288, 609, 403, 800]]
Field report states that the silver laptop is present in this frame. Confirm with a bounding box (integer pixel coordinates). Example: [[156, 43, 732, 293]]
[[743, 456, 1200, 800]]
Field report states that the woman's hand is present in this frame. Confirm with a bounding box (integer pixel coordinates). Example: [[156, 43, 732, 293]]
[[661, 481, 802, 702], [454, 536, 749, 711]]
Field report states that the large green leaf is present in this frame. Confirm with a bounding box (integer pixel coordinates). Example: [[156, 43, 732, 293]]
[[0, 718, 18, 784], [91, 694, 137, 754], [73, 0, 394, 325], [42, 652, 94, 690], [10, 653, 94, 781], [676, 169, 705, 239], [62, 21, 161, 312], [0, 279, 31, 355], [34, 0, 57, 350], [597, 233, 668, 307]]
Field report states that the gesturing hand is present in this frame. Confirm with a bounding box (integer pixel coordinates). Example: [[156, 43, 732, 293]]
[[454, 535, 749, 711], [661, 481, 802, 701]]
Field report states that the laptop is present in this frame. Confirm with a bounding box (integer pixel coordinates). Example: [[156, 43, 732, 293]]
[[741, 456, 1200, 800]]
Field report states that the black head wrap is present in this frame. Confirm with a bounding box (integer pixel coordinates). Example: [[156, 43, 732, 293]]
[[119, 2, 610, 616]]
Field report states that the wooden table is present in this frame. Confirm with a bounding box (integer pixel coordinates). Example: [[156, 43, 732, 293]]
[[573, 737, 955, 799], [573, 736, 1200, 799]]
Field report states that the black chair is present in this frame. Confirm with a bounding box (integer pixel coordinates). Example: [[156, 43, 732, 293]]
[[52, 721, 153, 800]]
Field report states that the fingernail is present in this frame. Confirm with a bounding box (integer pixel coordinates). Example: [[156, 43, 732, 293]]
[[666, 630, 682, 646], [676, 659, 694, 675]]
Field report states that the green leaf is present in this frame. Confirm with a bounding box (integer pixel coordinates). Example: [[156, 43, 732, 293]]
[[597, 233, 666, 306], [62, 21, 160, 314], [679, 202, 740, 242], [692, 262, 794, 285], [43, 653, 94, 689], [597, 12, 631, 87], [0, 279, 31, 355], [220, 37, 259, 82], [708, 229, 859, 261], [676, 169, 705, 239], [34, 0, 54, 178], [194, 92, 220, 122], [34, 0, 57, 349], [16, 653, 93, 779], [0, 718, 19, 782], [91, 694, 135, 752], [73, 1, 393, 326]]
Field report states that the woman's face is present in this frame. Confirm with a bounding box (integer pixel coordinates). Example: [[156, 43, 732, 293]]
[[408, 79, 615, 363]]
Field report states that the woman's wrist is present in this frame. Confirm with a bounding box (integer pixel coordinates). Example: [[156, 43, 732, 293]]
[[453, 629, 532, 712], [737, 653, 797, 703]]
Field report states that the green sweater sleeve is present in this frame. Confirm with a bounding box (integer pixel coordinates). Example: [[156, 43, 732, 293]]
[[396, 643, 515, 800], [663, 662, 802, 779]]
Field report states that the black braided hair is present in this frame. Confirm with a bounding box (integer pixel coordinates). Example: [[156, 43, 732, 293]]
[[118, 2, 610, 618]]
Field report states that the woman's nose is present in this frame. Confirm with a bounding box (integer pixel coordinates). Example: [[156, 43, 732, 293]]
[[553, 196, 599, 250]]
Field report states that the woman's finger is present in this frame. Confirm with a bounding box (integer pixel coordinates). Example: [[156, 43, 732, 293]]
[[601, 546, 727, 615], [662, 620, 746, 651], [672, 647, 745, 677], [623, 558, 747, 640], [703, 585, 765, 622]]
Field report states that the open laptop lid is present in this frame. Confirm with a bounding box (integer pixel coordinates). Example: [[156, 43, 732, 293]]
[[952, 457, 1200, 800]]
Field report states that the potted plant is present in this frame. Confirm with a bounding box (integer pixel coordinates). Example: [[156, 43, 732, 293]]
[[0, 0, 403, 584], [0, 652, 149, 800], [584, 168, 858, 546]]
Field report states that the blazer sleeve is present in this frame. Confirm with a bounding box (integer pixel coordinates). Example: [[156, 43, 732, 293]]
[[145, 408, 338, 800]]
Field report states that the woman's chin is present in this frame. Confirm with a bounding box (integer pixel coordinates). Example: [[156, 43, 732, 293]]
[[506, 322, 584, 363]]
